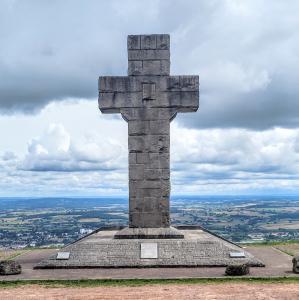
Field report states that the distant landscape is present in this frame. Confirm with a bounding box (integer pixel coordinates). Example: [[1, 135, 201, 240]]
[[1, 195, 299, 249]]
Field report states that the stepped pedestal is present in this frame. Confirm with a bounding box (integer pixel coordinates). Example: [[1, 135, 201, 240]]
[[36, 226, 264, 268]]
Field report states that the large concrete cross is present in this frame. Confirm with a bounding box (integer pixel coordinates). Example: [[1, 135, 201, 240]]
[[99, 34, 199, 229]]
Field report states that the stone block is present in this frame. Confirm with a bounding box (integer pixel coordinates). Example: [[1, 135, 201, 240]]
[[129, 212, 142, 227], [292, 256, 299, 273], [129, 153, 136, 164], [132, 180, 169, 196], [148, 153, 169, 168], [98, 92, 118, 112], [129, 197, 138, 211], [0, 260, 22, 275], [127, 35, 140, 49], [100, 76, 143, 93], [136, 153, 149, 164], [144, 168, 163, 180], [135, 187, 161, 198], [167, 91, 199, 111], [129, 120, 149, 136], [161, 212, 170, 226], [161, 181, 170, 198], [128, 136, 145, 152], [128, 49, 170, 61], [135, 90, 198, 110], [156, 34, 170, 50], [129, 164, 144, 180], [138, 76, 169, 91], [99, 91, 143, 111], [167, 76, 180, 90], [140, 60, 170, 76], [141, 180, 164, 189], [129, 179, 169, 199], [149, 120, 169, 135], [162, 169, 170, 179], [225, 264, 250, 276], [141, 35, 156, 49], [145, 135, 169, 153], [142, 83, 156, 100], [141, 212, 162, 227], [143, 197, 160, 212], [121, 108, 177, 121], [142, 60, 161, 75], [129, 179, 143, 189], [167, 75, 199, 92], [160, 60, 170, 75], [180, 75, 199, 91], [99, 76, 134, 93], [128, 60, 143, 76], [159, 197, 169, 211]]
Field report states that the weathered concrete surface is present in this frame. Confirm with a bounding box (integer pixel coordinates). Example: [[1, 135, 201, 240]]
[[98, 34, 199, 228], [114, 226, 184, 239], [35, 227, 263, 268]]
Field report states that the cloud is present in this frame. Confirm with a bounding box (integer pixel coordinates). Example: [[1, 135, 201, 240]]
[[170, 124, 299, 189], [0, 0, 299, 130], [21, 124, 126, 172], [1, 118, 298, 196]]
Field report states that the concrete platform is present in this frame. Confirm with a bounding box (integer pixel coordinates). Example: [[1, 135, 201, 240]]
[[1, 245, 298, 281], [114, 226, 184, 239], [35, 226, 263, 268]]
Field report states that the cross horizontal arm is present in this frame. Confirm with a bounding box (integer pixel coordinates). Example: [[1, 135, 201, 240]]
[[167, 75, 199, 112], [98, 75, 199, 113]]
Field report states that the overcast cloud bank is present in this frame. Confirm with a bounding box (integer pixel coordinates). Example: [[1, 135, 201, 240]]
[[1, 117, 298, 196], [1, 0, 299, 129]]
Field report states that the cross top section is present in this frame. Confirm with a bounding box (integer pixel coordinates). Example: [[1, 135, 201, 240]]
[[128, 34, 170, 76]]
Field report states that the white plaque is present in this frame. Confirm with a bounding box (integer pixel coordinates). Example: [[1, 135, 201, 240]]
[[140, 243, 158, 259], [229, 251, 245, 258], [56, 252, 70, 260]]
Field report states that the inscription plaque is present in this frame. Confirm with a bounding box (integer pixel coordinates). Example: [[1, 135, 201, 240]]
[[229, 252, 245, 258], [56, 252, 70, 260], [140, 242, 158, 259]]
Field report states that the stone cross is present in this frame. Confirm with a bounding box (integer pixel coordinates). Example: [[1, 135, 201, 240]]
[[98, 34, 199, 229]]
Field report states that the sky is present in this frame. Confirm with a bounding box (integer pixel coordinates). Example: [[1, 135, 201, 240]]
[[0, 0, 299, 196]]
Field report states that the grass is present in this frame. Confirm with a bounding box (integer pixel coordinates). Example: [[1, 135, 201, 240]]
[[1, 277, 299, 289]]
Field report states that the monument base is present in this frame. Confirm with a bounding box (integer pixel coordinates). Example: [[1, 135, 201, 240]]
[[114, 226, 184, 239], [35, 226, 264, 268]]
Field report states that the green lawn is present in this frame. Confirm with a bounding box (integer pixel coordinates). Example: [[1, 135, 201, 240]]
[[1, 277, 299, 288]]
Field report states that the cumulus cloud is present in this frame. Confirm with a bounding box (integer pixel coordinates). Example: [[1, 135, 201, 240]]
[[0, 0, 299, 129], [1, 115, 298, 195], [170, 124, 299, 193], [21, 124, 126, 172]]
